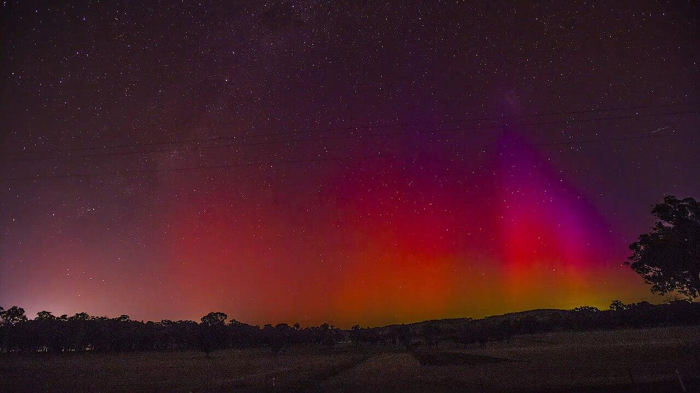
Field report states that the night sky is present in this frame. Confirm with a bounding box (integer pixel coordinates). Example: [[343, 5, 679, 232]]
[[1, 1, 699, 327]]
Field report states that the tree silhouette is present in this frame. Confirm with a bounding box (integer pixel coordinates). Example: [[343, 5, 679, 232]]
[[263, 324, 289, 355], [573, 306, 599, 313], [627, 196, 700, 299], [610, 300, 627, 311], [201, 312, 227, 326], [1, 306, 27, 325], [36, 311, 56, 320], [70, 312, 90, 321], [115, 315, 131, 322], [199, 312, 228, 357], [350, 324, 363, 345]]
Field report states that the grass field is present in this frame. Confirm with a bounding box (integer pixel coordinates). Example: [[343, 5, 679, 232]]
[[1, 325, 698, 392]]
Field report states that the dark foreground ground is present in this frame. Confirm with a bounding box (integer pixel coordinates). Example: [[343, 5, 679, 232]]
[[1, 325, 698, 392]]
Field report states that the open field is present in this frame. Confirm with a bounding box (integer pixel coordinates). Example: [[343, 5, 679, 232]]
[[1, 325, 699, 392]]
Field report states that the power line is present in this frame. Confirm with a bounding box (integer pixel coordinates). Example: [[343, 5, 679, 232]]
[[4, 102, 697, 158], [535, 133, 681, 146], [5, 109, 699, 164], [0, 132, 687, 183], [0, 155, 390, 182]]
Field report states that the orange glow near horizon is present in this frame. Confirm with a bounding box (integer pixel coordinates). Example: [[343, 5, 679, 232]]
[[153, 134, 651, 327]]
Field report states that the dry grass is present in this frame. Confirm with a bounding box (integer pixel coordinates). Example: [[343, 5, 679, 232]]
[[1, 326, 699, 392]]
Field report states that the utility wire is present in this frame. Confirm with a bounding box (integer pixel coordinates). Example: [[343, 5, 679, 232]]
[[4, 102, 696, 157], [0, 155, 390, 182], [0, 132, 687, 182], [5, 109, 698, 164]]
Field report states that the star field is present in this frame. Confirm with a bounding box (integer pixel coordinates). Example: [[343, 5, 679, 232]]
[[1, 1, 699, 326]]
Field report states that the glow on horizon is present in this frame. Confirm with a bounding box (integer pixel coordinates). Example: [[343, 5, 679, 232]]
[[154, 133, 650, 327]]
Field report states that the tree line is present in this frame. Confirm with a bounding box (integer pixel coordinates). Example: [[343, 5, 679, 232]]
[[1, 299, 698, 355], [0, 307, 343, 356]]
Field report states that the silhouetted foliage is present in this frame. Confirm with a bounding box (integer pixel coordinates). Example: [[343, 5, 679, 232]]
[[1, 301, 700, 354], [1, 306, 27, 325], [609, 300, 628, 311], [199, 312, 228, 357], [349, 325, 383, 346], [573, 306, 600, 313], [627, 196, 700, 299], [350, 324, 362, 345]]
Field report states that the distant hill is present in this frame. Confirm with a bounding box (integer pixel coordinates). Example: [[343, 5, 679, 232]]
[[373, 309, 574, 333], [483, 309, 573, 322]]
